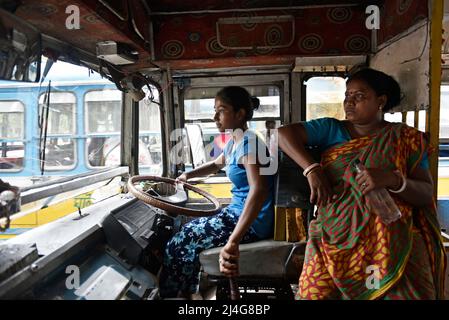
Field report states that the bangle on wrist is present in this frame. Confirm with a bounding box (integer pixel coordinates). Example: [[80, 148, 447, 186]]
[[388, 170, 407, 193], [303, 163, 321, 177]]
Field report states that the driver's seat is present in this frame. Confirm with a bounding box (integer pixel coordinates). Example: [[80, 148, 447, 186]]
[[199, 239, 305, 299], [199, 150, 318, 300]]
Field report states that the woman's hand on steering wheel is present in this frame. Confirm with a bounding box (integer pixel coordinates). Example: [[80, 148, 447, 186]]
[[175, 173, 188, 184], [307, 168, 336, 208], [219, 241, 239, 277]]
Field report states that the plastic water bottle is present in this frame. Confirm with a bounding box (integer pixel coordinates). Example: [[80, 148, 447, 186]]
[[353, 159, 402, 225]]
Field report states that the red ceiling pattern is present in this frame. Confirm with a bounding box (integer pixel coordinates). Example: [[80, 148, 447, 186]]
[[153, 6, 371, 69], [145, 0, 379, 12], [11, 0, 429, 71], [15, 0, 151, 72], [378, 0, 428, 45]]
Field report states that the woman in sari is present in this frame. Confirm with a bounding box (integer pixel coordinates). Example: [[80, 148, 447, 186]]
[[278, 68, 446, 300]]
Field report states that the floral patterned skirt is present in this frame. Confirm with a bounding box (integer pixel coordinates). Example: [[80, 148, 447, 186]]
[[159, 208, 259, 298]]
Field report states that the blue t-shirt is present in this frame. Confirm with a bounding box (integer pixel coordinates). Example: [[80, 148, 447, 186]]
[[223, 130, 275, 238], [302, 117, 429, 169]]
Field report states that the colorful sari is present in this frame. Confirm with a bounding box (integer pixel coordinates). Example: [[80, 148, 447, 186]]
[[296, 123, 447, 300]]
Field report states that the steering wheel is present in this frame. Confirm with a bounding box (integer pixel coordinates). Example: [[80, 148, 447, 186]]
[[127, 175, 221, 217]]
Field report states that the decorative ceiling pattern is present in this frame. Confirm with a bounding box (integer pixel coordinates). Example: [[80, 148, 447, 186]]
[[145, 0, 380, 13], [153, 6, 371, 68], [377, 0, 428, 45], [8, 0, 429, 71], [14, 0, 151, 72]]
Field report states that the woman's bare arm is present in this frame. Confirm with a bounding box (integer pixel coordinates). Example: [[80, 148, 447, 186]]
[[356, 166, 434, 207], [277, 123, 334, 207], [399, 168, 434, 206], [219, 154, 269, 277], [180, 153, 226, 180], [277, 123, 315, 169]]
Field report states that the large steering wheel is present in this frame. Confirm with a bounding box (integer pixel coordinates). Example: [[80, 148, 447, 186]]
[[127, 175, 221, 217]]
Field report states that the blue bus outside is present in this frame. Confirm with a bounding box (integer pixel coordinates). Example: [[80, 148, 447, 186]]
[[0, 60, 163, 188]]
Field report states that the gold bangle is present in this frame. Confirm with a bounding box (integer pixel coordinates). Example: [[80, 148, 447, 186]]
[[388, 171, 407, 193], [303, 163, 321, 177]]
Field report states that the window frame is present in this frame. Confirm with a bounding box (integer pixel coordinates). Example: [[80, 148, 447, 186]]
[[83, 88, 122, 169], [137, 84, 164, 176], [179, 75, 288, 167], [303, 75, 346, 122], [0, 99, 26, 172], [37, 91, 77, 171]]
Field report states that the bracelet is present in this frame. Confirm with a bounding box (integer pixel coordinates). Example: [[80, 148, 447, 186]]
[[388, 170, 407, 193], [303, 163, 321, 177]]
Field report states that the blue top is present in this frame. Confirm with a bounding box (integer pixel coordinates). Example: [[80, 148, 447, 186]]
[[223, 130, 275, 238], [302, 117, 429, 169]]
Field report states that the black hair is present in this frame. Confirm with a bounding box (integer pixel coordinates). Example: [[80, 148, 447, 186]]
[[346, 68, 401, 112], [215, 86, 260, 121]]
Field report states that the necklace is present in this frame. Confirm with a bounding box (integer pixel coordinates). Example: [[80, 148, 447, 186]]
[[346, 121, 387, 139]]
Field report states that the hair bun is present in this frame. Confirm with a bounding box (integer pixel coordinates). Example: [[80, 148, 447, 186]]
[[251, 97, 260, 110]]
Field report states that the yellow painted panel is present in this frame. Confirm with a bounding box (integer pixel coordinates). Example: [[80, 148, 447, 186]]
[[11, 191, 94, 228], [3, 182, 122, 239], [438, 177, 449, 198], [10, 213, 38, 226], [189, 183, 232, 199]]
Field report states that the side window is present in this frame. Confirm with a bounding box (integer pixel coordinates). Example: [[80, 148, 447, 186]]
[[0, 101, 25, 171], [248, 86, 281, 146], [384, 110, 426, 132], [383, 112, 403, 124], [85, 89, 122, 167], [440, 86, 449, 159], [138, 85, 163, 175], [183, 85, 281, 167], [305, 77, 346, 121], [38, 92, 76, 170]]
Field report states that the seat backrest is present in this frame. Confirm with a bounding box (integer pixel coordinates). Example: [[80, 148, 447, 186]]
[[275, 148, 320, 210], [273, 149, 321, 240]]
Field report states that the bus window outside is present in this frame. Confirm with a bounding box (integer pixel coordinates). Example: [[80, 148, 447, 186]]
[[440, 85, 449, 157], [439, 86, 449, 198], [0, 100, 24, 171], [85, 89, 121, 167], [38, 91, 76, 170], [183, 85, 281, 164], [305, 77, 346, 121], [0, 60, 165, 239], [138, 85, 163, 176]]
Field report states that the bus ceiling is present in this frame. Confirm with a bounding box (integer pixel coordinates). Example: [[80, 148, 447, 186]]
[[0, 0, 431, 75]]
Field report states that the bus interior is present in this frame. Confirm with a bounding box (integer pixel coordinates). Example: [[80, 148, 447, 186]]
[[0, 0, 448, 300]]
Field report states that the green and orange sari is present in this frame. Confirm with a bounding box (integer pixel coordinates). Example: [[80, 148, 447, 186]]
[[296, 123, 447, 300]]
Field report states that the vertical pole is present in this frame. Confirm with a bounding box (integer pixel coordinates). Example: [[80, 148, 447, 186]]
[[414, 109, 419, 129], [429, 0, 443, 199]]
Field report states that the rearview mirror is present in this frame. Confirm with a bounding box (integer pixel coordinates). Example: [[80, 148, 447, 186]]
[[0, 8, 41, 82], [185, 124, 207, 168]]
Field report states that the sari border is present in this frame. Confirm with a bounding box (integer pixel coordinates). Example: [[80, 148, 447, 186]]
[[357, 222, 414, 300], [422, 205, 448, 299]]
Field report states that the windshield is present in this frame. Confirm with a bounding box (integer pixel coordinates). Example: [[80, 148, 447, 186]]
[[0, 58, 163, 188], [0, 58, 164, 239]]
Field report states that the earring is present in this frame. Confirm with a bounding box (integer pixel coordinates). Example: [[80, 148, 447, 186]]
[[379, 105, 383, 110]]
